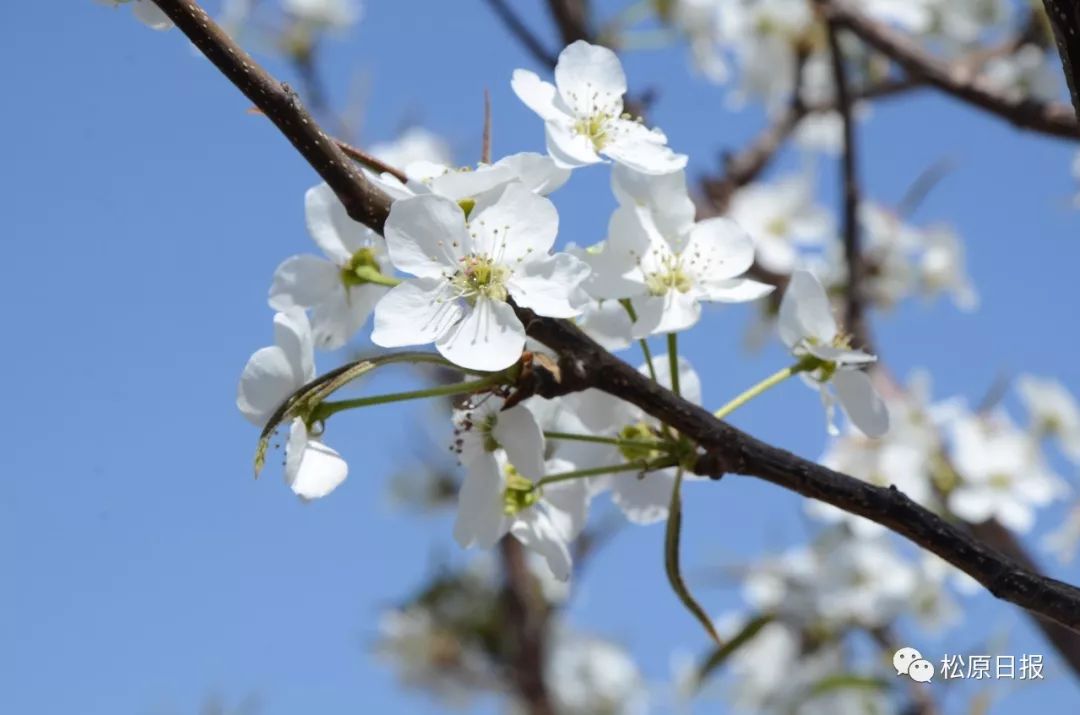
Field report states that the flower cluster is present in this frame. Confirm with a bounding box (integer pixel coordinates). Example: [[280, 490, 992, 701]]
[[234, 41, 896, 586]]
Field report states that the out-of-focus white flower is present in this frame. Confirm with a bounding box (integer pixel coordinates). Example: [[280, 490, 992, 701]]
[[98, 0, 173, 30], [546, 631, 648, 715], [919, 224, 978, 310], [1045, 504, 1080, 563], [282, 0, 360, 30], [779, 271, 889, 437], [512, 41, 687, 173], [947, 410, 1067, 532], [980, 44, 1059, 103], [369, 127, 453, 170], [724, 617, 890, 714], [727, 173, 832, 274], [1017, 374, 1080, 463], [670, 0, 729, 83]]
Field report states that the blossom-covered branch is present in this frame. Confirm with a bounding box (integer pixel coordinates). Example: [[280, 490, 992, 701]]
[[822, 0, 1080, 140], [150, 0, 1080, 635]]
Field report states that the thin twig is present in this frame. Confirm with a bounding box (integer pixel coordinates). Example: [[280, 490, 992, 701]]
[[822, 11, 872, 352], [483, 0, 559, 68], [823, 0, 1080, 140]]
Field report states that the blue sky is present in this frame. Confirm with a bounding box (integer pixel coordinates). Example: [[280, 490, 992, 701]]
[[2, 2, 1080, 713]]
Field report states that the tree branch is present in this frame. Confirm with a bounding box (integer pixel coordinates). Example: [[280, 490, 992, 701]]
[[498, 537, 555, 715], [544, 0, 592, 46], [1043, 0, 1080, 117], [149, 0, 1080, 636], [822, 0, 1080, 140], [483, 0, 559, 69], [821, 12, 872, 352]]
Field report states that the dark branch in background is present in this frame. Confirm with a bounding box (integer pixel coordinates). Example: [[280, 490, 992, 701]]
[[544, 0, 592, 46], [498, 538, 555, 715], [821, 11, 872, 352], [970, 520, 1080, 675], [483, 0, 559, 68], [151, 0, 1080, 636], [1043, 0, 1080, 116], [822, 0, 1080, 139]]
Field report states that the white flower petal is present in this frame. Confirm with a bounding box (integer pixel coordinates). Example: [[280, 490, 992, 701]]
[[237, 346, 296, 427], [554, 41, 627, 111], [511, 69, 568, 122], [384, 194, 469, 278], [699, 277, 775, 303], [507, 253, 590, 318], [133, 0, 173, 30], [470, 184, 559, 261], [436, 297, 526, 371], [273, 309, 316, 385], [542, 476, 591, 540], [305, 183, 377, 263], [268, 254, 341, 311], [310, 284, 384, 350], [778, 270, 838, 349], [833, 369, 890, 438], [493, 405, 547, 480], [371, 278, 462, 347], [602, 120, 688, 174], [493, 152, 572, 195], [611, 469, 676, 525], [511, 510, 573, 581], [630, 291, 701, 338], [685, 217, 756, 280], [545, 121, 603, 169], [454, 454, 509, 549], [285, 419, 348, 500]]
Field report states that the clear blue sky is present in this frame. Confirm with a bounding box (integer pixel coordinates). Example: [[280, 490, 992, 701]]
[[3, 2, 1080, 714]]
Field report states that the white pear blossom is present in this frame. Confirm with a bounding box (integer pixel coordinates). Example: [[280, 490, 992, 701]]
[[585, 169, 773, 337], [451, 397, 589, 580], [269, 183, 390, 350], [546, 632, 648, 715], [946, 410, 1066, 532], [669, 0, 729, 83], [236, 310, 348, 499], [372, 152, 570, 202], [512, 41, 687, 174], [98, 0, 173, 30], [1017, 374, 1080, 463], [282, 0, 360, 29], [557, 355, 703, 524], [745, 533, 917, 629], [371, 184, 590, 371], [727, 173, 832, 274], [369, 126, 453, 169], [779, 271, 889, 437], [1045, 504, 1080, 563], [980, 44, 1059, 103]]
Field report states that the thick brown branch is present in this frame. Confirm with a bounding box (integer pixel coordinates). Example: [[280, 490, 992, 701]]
[[153, 0, 392, 232], [823, 0, 1080, 140], [151, 0, 1080, 636]]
